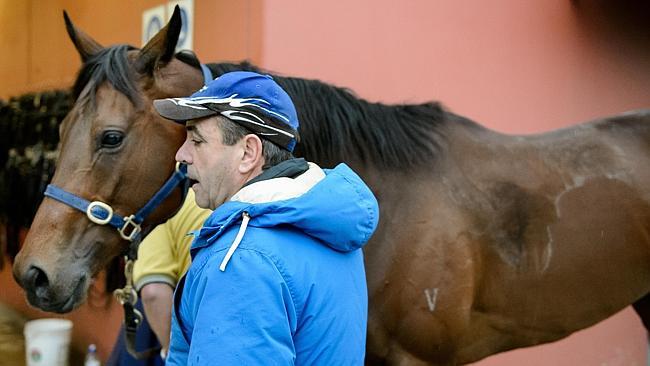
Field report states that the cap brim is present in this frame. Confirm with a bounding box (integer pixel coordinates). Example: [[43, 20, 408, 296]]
[[154, 99, 218, 123]]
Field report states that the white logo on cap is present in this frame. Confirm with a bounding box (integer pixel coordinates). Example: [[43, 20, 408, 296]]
[[167, 94, 291, 124]]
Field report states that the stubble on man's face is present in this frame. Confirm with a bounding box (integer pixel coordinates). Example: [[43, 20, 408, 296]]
[[186, 118, 243, 210]]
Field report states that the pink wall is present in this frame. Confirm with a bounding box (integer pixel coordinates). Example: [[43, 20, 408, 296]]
[[261, 0, 650, 134], [260, 1, 649, 364]]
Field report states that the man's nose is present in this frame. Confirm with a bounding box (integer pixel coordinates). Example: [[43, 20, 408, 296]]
[[176, 141, 191, 164]]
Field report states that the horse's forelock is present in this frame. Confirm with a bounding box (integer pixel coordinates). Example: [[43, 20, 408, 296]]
[[72, 45, 141, 106]]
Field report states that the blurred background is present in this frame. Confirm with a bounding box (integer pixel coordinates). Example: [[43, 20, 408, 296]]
[[1, 0, 649, 364]]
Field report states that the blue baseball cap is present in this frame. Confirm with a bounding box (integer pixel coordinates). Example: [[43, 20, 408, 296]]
[[154, 71, 299, 151]]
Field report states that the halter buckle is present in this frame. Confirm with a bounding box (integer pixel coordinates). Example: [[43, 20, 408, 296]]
[[86, 201, 113, 225], [119, 215, 142, 242]]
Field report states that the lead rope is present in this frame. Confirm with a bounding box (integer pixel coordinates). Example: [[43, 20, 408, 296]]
[[112, 164, 189, 360], [114, 250, 161, 360]]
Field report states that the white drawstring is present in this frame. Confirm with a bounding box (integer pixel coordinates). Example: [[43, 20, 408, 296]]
[[219, 212, 250, 271]]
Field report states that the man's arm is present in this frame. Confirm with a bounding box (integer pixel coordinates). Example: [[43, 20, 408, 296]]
[[133, 223, 183, 355], [141, 283, 174, 353]]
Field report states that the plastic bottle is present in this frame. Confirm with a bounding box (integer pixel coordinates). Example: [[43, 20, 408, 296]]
[[84, 344, 101, 366]]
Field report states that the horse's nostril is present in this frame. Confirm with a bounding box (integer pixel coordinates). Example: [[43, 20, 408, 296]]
[[28, 266, 50, 300]]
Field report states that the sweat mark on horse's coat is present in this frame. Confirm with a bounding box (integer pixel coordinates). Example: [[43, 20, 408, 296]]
[[543, 226, 554, 273], [424, 288, 439, 312], [553, 176, 588, 219], [486, 182, 556, 272]]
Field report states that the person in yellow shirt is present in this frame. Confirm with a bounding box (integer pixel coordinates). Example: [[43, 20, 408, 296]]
[[132, 189, 210, 357]]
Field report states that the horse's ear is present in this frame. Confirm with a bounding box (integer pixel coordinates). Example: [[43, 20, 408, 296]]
[[135, 5, 182, 75], [63, 10, 104, 62]]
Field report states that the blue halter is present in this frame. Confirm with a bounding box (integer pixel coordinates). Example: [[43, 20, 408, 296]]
[[43, 163, 188, 243]]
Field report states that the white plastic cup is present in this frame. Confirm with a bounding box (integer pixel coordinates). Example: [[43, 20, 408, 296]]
[[23, 318, 73, 366]]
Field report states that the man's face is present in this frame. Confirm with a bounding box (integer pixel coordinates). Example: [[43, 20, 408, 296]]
[[175, 117, 244, 209]]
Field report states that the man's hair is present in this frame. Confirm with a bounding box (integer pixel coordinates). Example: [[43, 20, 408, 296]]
[[216, 116, 294, 168]]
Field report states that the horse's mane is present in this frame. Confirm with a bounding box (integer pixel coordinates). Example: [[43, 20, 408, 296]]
[[209, 62, 449, 171], [72, 45, 450, 171]]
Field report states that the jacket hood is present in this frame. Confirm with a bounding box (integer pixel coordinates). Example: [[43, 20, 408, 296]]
[[194, 163, 378, 256]]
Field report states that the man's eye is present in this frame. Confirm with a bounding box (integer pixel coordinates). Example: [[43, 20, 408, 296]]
[[191, 139, 202, 145]]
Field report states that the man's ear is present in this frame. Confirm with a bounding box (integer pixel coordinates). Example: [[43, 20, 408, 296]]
[[239, 134, 264, 174]]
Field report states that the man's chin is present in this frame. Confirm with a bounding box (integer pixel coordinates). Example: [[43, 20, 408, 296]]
[[191, 189, 210, 209]]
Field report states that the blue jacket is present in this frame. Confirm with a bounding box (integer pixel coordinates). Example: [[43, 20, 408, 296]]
[[167, 163, 379, 365]]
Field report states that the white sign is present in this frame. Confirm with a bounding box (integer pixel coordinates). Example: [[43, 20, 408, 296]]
[[141, 5, 166, 46], [142, 0, 194, 50]]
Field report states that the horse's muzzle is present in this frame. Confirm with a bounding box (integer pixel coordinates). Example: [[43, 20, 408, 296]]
[[13, 262, 87, 313]]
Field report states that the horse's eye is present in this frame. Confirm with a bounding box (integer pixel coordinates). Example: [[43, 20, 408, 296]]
[[101, 131, 124, 148]]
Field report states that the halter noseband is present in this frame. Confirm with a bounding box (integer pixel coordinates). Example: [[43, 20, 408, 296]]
[[44, 162, 188, 244]]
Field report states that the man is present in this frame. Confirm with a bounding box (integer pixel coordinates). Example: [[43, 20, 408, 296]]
[[153, 71, 379, 365]]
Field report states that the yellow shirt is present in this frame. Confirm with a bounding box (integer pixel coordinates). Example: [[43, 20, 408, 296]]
[[133, 189, 211, 291]]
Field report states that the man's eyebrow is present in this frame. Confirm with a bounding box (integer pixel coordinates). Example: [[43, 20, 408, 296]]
[[186, 125, 206, 140]]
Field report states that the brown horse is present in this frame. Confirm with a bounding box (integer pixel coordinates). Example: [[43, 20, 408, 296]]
[[12, 9, 650, 365]]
